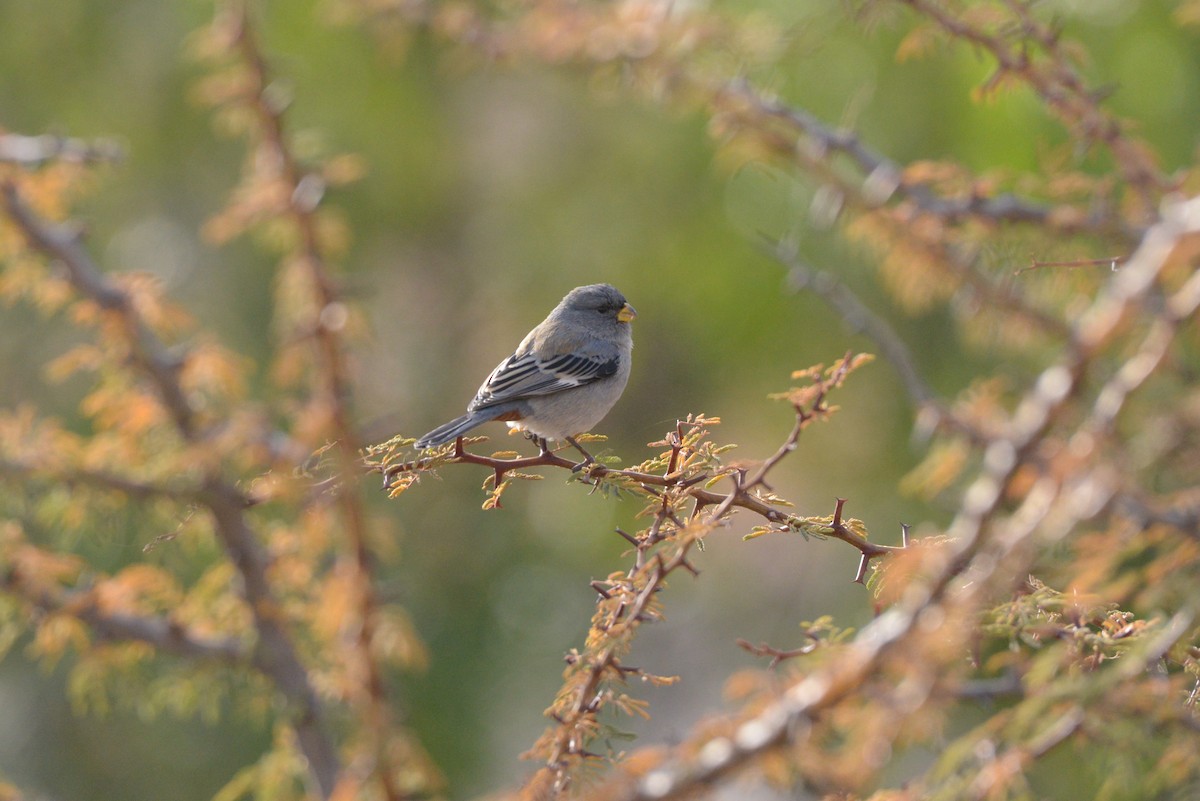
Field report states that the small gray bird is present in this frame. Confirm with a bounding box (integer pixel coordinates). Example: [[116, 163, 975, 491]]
[[416, 284, 636, 466]]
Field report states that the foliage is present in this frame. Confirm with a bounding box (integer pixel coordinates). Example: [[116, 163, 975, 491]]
[[3, 1, 1200, 801]]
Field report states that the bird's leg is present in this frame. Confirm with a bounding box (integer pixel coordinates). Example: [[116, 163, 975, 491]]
[[526, 432, 553, 458], [565, 436, 596, 473]]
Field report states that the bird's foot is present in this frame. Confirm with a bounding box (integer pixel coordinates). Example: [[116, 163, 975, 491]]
[[565, 435, 596, 473]]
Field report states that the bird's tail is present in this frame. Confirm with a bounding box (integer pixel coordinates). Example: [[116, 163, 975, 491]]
[[415, 407, 511, 449]]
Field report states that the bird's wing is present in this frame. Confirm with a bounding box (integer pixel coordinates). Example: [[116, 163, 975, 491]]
[[468, 349, 620, 411]]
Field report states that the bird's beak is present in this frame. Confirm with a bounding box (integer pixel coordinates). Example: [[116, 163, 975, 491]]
[[617, 302, 637, 323]]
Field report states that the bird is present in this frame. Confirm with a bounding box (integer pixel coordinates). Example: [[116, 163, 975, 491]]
[[415, 283, 636, 468]]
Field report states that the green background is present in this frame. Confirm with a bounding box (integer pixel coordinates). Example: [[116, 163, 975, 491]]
[[0, 0, 1196, 797]]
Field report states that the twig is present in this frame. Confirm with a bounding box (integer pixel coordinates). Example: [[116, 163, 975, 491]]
[[1016, 256, 1127, 275], [0, 132, 123, 167], [764, 240, 998, 453], [773, 244, 937, 409], [736, 638, 817, 668]]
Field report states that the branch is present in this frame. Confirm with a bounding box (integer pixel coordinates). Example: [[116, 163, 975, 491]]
[[775, 248, 933, 410], [0, 458, 199, 503], [0, 180, 342, 799], [577, 191, 1200, 801], [899, 0, 1165, 219], [376, 359, 902, 574], [763, 239, 1001, 453], [217, 4, 417, 796], [199, 477, 342, 796], [736, 638, 817, 668], [381, 429, 900, 566], [0, 132, 123, 167], [445, 360, 893, 793], [6, 577, 246, 665], [1, 182, 198, 439], [721, 78, 1130, 239]]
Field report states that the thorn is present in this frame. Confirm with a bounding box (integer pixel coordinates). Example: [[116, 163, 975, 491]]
[[565, 435, 596, 470], [854, 553, 870, 584], [611, 602, 628, 622], [615, 528, 638, 546], [833, 497, 847, 527], [900, 522, 911, 548], [590, 581, 611, 599]]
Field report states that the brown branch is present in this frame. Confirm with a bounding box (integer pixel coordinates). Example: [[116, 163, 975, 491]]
[[712, 85, 1077, 341], [1016, 255, 1127, 275], [383, 436, 899, 565], [199, 477, 341, 796], [535, 493, 704, 794], [899, 0, 1166, 218], [223, 4, 413, 797], [736, 638, 817, 668], [510, 385, 876, 793], [0, 179, 342, 799], [2, 182, 197, 440], [723, 77, 1133, 240], [576, 191, 1200, 801], [0, 458, 199, 503], [772, 243, 939, 411], [3, 567, 246, 664], [379, 368, 891, 792], [0, 132, 124, 167]]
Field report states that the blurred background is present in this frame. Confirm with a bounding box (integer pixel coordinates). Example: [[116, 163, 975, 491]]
[[1, 0, 1197, 798]]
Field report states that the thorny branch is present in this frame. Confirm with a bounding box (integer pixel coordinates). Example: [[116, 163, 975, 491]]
[[1, 183, 199, 439], [0, 180, 343, 799], [712, 81, 1075, 340], [379, 364, 899, 569], [736, 638, 818, 668], [1, 567, 247, 664], [347, 0, 1129, 347], [572, 192, 1200, 801], [211, 2, 422, 796], [718, 78, 1136, 242], [897, 0, 1167, 218], [375, 355, 901, 793]]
